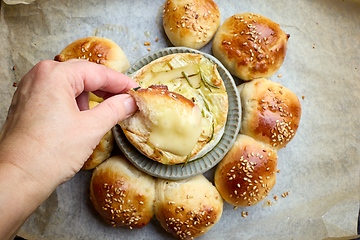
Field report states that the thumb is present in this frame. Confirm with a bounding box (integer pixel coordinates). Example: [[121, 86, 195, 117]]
[[84, 94, 138, 133]]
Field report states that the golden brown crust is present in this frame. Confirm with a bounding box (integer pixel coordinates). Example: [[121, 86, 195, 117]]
[[90, 155, 156, 229], [239, 78, 301, 150], [212, 13, 289, 81], [154, 174, 223, 239], [214, 134, 277, 207], [54, 36, 130, 73], [130, 85, 196, 110], [163, 0, 221, 49]]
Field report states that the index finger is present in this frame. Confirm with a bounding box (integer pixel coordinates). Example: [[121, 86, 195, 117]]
[[58, 59, 139, 97]]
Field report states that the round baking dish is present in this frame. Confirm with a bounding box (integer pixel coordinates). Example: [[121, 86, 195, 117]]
[[113, 47, 241, 180]]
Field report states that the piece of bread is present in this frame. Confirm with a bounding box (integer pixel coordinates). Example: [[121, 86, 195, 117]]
[[54, 36, 130, 73], [122, 53, 228, 165], [239, 78, 301, 150], [90, 155, 156, 229], [162, 0, 221, 49], [82, 101, 114, 170], [154, 174, 223, 239], [212, 13, 290, 81], [214, 134, 277, 207], [120, 85, 202, 165]]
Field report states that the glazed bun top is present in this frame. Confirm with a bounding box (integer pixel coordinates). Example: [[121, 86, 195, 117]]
[[212, 12, 289, 81], [54, 36, 130, 73], [214, 134, 277, 207], [154, 174, 223, 239], [90, 155, 156, 229], [239, 78, 301, 150], [163, 0, 221, 49]]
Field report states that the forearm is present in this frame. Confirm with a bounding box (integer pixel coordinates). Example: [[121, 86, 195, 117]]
[[0, 139, 58, 240], [0, 163, 48, 240]]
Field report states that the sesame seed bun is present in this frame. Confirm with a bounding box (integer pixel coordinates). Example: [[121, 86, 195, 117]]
[[214, 134, 277, 207], [154, 174, 223, 239], [90, 155, 156, 229], [82, 101, 113, 170], [162, 0, 221, 49], [212, 13, 289, 81], [54, 36, 130, 73], [239, 78, 301, 150]]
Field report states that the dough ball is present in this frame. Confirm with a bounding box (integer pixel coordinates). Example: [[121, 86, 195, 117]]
[[239, 78, 301, 150], [90, 155, 156, 229], [54, 36, 130, 73], [215, 134, 277, 207], [154, 174, 223, 239], [163, 0, 221, 49], [212, 13, 289, 81]]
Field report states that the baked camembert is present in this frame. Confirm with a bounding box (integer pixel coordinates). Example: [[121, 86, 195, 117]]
[[120, 53, 228, 165]]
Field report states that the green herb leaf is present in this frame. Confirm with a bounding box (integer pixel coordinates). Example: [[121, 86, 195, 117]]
[[182, 152, 192, 168], [181, 71, 193, 88], [207, 122, 215, 143], [133, 86, 141, 91], [199, 68, 220, 91]]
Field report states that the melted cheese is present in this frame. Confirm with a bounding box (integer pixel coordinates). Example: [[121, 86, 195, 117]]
[[143, 58, 225, 148], [148, 105, 202, 156], [145, 64, 199, 87]]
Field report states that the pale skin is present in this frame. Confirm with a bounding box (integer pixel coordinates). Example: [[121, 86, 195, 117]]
[[0, 59, 139, 240]]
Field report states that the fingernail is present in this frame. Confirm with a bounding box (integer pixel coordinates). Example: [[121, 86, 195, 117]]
[[124, 96, 138, 118]]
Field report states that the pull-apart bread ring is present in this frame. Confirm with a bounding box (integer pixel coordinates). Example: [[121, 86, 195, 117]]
[[154, 174, 223, 239], [214, 134, 277, 207], [239, 78, 301, 150], [122, 53, 228, 165], [212, 13, 289, 81], [54, 36, 130, 73], [90, 155, 156, 229], [163, 0, 221, 50]]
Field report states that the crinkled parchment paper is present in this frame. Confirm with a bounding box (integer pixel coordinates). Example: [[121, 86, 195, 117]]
[[0, 0, 359, 239]]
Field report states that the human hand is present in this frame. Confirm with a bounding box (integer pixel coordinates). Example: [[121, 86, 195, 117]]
[[1, 59, 139, 185], [0, 59, 138, 239]]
